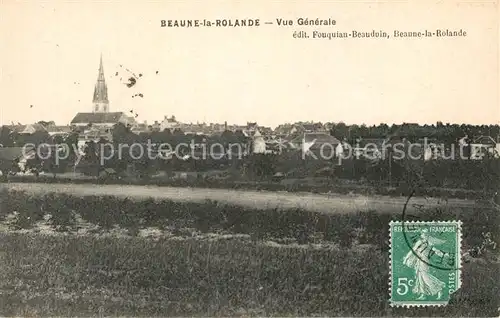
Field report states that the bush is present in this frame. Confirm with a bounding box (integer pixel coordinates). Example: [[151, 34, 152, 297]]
[[9, 213, 36, 230], [42, 193, 76, 231]]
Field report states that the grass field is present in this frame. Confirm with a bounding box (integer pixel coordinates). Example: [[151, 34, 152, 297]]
[[5, 172, 492, 201], [0, 234, 498, 317], [0, 188, 498, 316], [0, 182, 478, 215]]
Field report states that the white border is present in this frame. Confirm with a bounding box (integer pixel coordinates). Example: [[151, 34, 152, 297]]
[[388, 220, 463, 307]]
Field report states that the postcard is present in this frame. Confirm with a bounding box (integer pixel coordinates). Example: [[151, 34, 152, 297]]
[[0, 0, 498, 316]]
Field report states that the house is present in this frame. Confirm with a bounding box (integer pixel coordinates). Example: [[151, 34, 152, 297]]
[[130, 122, 150, 135], [5, 123, 48, 135], [252, 129, 267, 154], [323, 122, 335, 132], [229, 124, 247, 133], [208, 123, 226, 135], [497, 135, 500, 155], [160, 115, 180, 131], [274, 123, 295, 135], [21, 123, 48, 134], [246, 122, 258, 135], [470, 135, 498, 159], [71, 112, 134, 129], [291, 132, 341, 158], [71, 112, 136, 143], [301, 123, 316, 133], [46, 125, 72, 137], [77, 126, 113, 143], [295, 122, 326, 134], [258, 126, 273, 136], [150, 121, 161, 132], [183, 123, 210, 135]]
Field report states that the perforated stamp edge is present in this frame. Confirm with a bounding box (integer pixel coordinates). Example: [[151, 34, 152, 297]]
[[388, 220, 463, 308]]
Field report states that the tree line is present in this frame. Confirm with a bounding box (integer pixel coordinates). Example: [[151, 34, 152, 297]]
[[0, 123, 498, 194], [328, 122, 499, 144]]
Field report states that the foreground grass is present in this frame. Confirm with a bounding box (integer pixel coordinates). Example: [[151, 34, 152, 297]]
[[0, 234, 497, 317], [0, 189, 498, 316]]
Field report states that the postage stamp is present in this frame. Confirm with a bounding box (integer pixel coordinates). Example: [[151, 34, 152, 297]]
[[389, 220, 462, 307]]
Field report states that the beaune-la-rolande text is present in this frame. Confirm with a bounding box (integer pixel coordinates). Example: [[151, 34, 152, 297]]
[[161, 19, 261, 27], [160, 18, 336, 27]]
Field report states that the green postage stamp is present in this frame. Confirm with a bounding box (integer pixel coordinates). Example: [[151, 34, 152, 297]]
[[389, 221, 462, 307]]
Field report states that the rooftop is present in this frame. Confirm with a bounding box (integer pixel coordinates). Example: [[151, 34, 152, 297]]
[[71, 112, 126, 124]]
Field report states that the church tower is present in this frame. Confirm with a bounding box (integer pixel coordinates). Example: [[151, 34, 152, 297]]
[[92, 54, 109, 113]]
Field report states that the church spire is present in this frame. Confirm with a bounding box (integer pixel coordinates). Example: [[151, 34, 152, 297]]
[[92, 54, 109, 112], [97, 54, 105, 82]]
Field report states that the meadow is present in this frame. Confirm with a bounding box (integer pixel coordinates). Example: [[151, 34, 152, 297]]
[[5, 173, 490, 201], [0, 182, 479, 215], [0, 188, 497, 316]]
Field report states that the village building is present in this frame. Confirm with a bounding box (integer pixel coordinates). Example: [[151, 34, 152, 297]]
[[295, 122, 327, 134], [4, 123, 48, 135], [290, 132, 341, 158], [46, 125, 72, 138], [70, 55, 135, 143], [252, 129, 267, 154], [130, 121, 150, 135], [208, 123, 226, 134], [274, 123, 294, 135], [273, 122, 326, 136], [160, 115, 180, 132], [182, 123, 212, 135], [470, 135, 498, 159]]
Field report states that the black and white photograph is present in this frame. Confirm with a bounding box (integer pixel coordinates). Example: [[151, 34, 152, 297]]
[[0, 0, 498, 316]]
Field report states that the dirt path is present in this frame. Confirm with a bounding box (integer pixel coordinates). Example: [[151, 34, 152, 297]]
[[1, 182, 478, 214]]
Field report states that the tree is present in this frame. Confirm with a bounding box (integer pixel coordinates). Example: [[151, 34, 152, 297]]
[[220, 130, 236, 152], [112, 122, 135, 144], [151, 129, 173, 144], [64, 133, 79, 159], [330, 122, 348, 140], [18, 131, 49, 147], [0, 126, 14, 147], [247, 154, 276, 179], [81, 141, 101, 176], [173, 128, 184, 136], [37, 120, 55, 127], [358, 124, 369, 138], [234, 130, 247, 144], [53, 135, 64, 144]]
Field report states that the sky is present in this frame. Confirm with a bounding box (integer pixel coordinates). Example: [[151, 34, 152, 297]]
[[0, 0, 498, 128]]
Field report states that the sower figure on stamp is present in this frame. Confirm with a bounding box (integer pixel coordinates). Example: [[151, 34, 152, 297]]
[[403, 229, 446, 300]]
